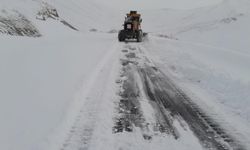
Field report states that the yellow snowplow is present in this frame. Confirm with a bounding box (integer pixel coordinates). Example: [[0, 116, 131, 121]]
[[118, 11, 143, 42]]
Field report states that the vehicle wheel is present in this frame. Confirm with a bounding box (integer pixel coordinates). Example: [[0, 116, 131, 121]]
[[118, 30, 125, 42], [136, 30, 143, 42]]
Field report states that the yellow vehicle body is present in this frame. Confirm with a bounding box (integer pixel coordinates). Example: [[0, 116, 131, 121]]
[[118, 11, 143, 42]]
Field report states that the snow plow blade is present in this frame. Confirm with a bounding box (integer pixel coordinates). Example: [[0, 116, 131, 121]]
[[143, 32, 148, 37]]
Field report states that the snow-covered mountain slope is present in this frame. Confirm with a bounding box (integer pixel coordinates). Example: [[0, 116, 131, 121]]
[[143, 0, 250, 50], [0, 0, 114, 37]]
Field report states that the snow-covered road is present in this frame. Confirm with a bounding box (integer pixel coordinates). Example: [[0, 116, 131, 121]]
[[58, 39, 247, 150]]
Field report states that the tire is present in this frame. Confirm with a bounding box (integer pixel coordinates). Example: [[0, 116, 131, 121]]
[[118, 30, 125, 42], [136, 30, 143, 42]]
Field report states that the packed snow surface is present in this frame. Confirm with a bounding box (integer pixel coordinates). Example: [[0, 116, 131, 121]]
[[0, 0, 250, 149]]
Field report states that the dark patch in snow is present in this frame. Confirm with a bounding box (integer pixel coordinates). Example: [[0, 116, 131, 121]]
[[220, 17, 237, 23], [120, 59, 138, 66], [121, 49, 128, 53], [60, 20, 78, 31], [156, 34, 178, 40], [143, 134, 152, 140], [113, 117, 133, 133], [89, 28, 98, 32], [113, 64, 147, 134], [107, 29, 118, 33], [220, 13, 244, 24], [125, 52, 136, 59]]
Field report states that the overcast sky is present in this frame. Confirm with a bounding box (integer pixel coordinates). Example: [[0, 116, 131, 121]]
[[94, 0, 223, 10]]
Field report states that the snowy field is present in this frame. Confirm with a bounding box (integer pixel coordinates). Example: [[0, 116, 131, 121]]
[[1, 0, 250, 149]]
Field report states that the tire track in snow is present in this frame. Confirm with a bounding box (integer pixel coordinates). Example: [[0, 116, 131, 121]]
[[114, 44, 183, 140], [60, 43, 120, 150], [113, 43, 246, 150]]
